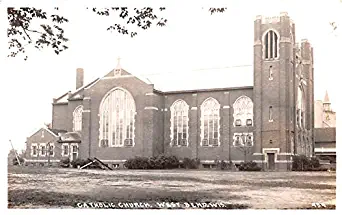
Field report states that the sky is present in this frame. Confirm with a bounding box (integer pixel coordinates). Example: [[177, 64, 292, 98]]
[[1, 0, 341, 152]]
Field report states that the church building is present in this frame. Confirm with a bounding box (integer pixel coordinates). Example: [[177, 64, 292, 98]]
[[25, 12, 315, 170]]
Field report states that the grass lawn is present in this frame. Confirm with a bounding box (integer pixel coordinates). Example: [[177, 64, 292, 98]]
[[7, 166, 336, 209]]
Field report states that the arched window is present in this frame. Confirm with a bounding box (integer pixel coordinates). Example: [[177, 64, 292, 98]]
[[264, 30, 278, 60], [200, 98, 220, 147], [99, 88, 135, 147], [73, 105, 83, 131], [170, 100, 189, 146], [233, 96, 253, 127]]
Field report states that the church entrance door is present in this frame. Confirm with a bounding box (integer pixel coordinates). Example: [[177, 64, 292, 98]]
[[267, 153, 275, 170]]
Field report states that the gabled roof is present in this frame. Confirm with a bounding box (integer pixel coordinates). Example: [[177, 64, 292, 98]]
[[54, 78, 100, 103], [53, 65, 253, 103], [68, 78, 100, 100], [102, 68, 153, 85], [28, 127, 66, 139]]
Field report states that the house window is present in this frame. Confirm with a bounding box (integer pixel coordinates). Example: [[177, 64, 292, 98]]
[[62, 144, 69, 156], [264, 30, 278, 60], [31, 144, 38, 157], [269, 106, 273, 122], [99, 88, 135, 147], [170, 100, 189, 146], [48, 144, 54, 156], [269, 66, 273, 80], [41, 130, 45, 138], [233, 96, 253, 127], [201, 98, 220, 147], [73, 105, 83, 131], [41, 145, 46, 156]]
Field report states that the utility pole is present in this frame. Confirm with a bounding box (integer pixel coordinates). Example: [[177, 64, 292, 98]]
[[9, 140, 22, 166]]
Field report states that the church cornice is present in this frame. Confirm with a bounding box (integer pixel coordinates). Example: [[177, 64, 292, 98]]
[[159, 86, 253, 95]]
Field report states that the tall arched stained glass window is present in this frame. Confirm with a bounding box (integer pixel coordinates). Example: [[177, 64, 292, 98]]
[[233, 96, 253, 126], [170, 100, 189, 146], [99, 88, 135, 147], [200, 98, 220, 147]]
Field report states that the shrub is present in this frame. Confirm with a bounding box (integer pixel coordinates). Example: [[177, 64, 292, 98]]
[[310, 157, 320, 168], [182, 158, 200, 169], [12, 157, 25, 165], [308, 167, 329, 171], [219, 160, 228, 170], [238, 161, 262, 171], [124, 156, 149, 169], [59, 157, 70, 168], [124, 155, 180, 169], [151, 154, 179, 169], [292, 155, 321, 171]]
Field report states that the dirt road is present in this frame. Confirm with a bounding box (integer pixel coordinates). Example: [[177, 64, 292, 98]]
[[7, 166, 336, 209]]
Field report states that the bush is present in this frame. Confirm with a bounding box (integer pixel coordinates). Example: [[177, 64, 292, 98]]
[[310, 157, 320, 168], [12, 157, 25, 165], [59, 157, 70, 168], [238, 161, 262, 171], [219, 160, 228, 170], [182, 158, 200, 169], [124, 155, 180, 169], [150, 154, 180, 169], [70, 158, 88, 168], [124, 156, 149, 169], [308, 167, 329, 171], [292, 155, 321, 171]]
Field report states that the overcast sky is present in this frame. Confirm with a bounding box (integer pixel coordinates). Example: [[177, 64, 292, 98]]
[[1, 0, 341, 152]]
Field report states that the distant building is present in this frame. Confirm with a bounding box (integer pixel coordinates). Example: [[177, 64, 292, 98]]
[[314, 91, 336, 164], [314, 127, 336, 164], [315, 91, 336, 128]]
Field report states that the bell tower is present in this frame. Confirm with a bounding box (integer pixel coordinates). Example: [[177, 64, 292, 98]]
[[253, 12, 298, 170]]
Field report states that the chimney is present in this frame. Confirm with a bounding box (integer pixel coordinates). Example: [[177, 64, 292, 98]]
[[76, 68, 84, 90]]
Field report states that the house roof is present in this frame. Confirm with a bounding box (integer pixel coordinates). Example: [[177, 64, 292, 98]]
[[57, 132, 81, 143], [47, 128, 67, 136], [315, 128, 336, 143]]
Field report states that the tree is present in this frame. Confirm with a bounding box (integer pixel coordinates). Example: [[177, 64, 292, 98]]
[[7, 7, 167, 60], [7, 7, 226, 60]]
